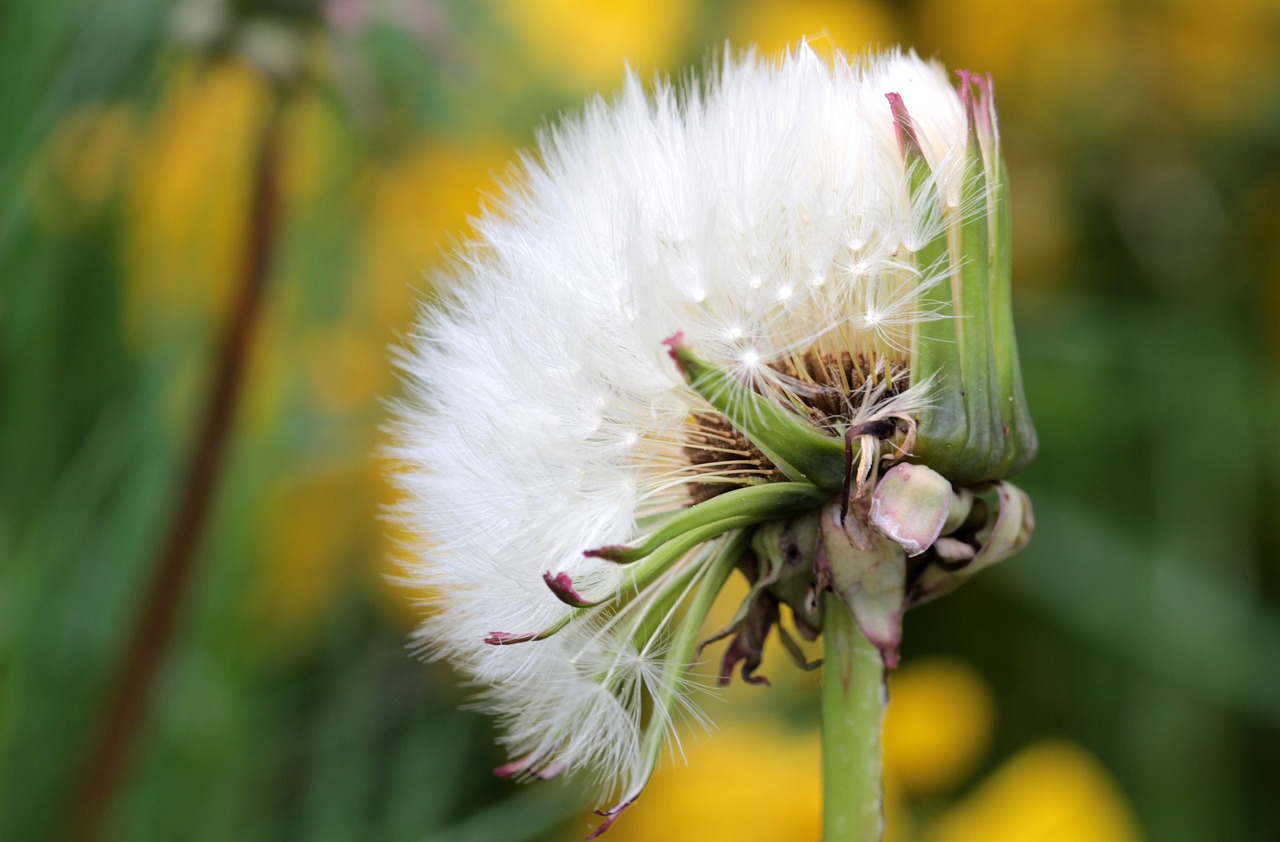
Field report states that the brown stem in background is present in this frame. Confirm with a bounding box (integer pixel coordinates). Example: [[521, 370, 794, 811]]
[[69, 90, 286, 842]]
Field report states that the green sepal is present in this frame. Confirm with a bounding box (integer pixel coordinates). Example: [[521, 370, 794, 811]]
[[587, 481, 829, 564], [900, 85, 1037, 484], [603, 529, 748, 832], [987, 155, 1038, 476], [665, 334, 846, 492], [910, 480, 1032, 605], [614, 513, 762, 598]]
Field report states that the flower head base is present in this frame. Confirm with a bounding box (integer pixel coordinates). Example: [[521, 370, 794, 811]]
[[391, 44, 1035, 835]]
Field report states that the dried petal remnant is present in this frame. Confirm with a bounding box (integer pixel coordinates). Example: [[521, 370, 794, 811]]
[[684, 412, 785, 503]]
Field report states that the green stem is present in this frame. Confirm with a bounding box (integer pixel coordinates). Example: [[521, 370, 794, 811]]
[[821, 591, 886, 842]]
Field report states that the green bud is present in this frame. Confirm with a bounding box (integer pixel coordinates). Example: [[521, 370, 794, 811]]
[[894, 75, 1037, 484]]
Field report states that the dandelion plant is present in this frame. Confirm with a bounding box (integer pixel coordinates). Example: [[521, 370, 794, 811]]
[[391, 45, 1036, 840]]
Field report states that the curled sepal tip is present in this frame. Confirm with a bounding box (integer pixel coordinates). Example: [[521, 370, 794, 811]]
[[911, 480, 1033, 605], [885, 91, 926, 163], [483, 631, 539, 646], [587, 799, 636, 841], [543, 571, 598, 607], [483, 612, 575, 646]]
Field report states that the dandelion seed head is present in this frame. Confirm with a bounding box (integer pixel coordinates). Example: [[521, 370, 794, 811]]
[[390, 41, 1000, 813]]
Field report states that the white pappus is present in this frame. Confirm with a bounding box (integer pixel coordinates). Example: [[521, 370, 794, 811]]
[[389, 44, 1009, 835]]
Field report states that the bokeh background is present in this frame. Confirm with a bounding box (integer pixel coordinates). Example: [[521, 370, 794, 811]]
[[3, 0, 1279, 839]]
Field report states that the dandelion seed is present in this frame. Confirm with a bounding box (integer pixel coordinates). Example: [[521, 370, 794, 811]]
[[390, 43, 1035, 838]]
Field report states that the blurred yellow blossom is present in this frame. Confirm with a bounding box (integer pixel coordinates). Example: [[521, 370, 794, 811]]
[[917, 0, 1124, 121], [255, 464, 375, 644], [1138, 0, 1280, 128], [489, 0, 693, 88], [299, 324, 390, 414], [593, 709, 914, 842], [884, 658, 994, 797], [928, 741, 1144, 842], [601, 718, 822, 842], [359, 138, 515, 331], [729, 0, 897, 59], [122, 57, 272, 344], [592, 653, 1134, 842]]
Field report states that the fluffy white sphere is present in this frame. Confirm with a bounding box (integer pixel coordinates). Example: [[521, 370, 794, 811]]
[[391, 44, 983, 814]]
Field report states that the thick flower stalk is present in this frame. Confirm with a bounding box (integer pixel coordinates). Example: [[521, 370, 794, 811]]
[[392, 45, 1035, 839]]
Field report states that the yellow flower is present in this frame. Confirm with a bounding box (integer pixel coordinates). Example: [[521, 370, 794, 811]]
[[1136, 0, 1280, 128], [883, 658, 994, 797], [927, 741, 1144, 842], [298, 325, 390, 414], [915, 0, 1124, 119], [256, 456, 432, 639], [359, 138, 515, 332], [600, 718, 822, 842], [575, 655, 1140, 842], [489, 0, 693, 89], [122, 57, 273, 344], [255, 464, 373, 645], [729, 0, 897, 59], [591, 710, 921, 842], [598, 653, 990, 841]]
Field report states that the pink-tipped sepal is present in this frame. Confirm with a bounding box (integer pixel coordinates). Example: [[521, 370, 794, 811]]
[[543, 571, 599, 608]]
